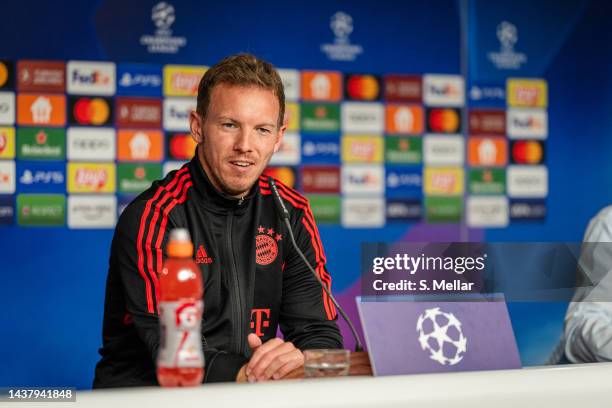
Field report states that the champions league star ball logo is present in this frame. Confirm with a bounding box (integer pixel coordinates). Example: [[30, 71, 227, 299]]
[[497, 21, 517, 52], [416, 307, 467, 366], [330, 12, 353, 42], [152, 2, 175, 30], [255, 225, 282, 266]]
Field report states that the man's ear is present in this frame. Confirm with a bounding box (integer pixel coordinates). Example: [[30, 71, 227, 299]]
[[273, 124, 287, 154], [189, 111, 204, 143]]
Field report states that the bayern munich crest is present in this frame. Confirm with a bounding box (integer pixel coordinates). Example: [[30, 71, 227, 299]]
[[255, 225, 282, 265]]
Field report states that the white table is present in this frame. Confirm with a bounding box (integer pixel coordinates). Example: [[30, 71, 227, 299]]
[[22, 363, 612, 407]]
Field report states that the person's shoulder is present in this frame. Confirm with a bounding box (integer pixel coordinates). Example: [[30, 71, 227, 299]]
[[258, 174, 311, 212], [117, 166, 192, 231], [593, 205, 612, 223]]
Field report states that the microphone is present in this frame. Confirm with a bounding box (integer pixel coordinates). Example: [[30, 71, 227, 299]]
[[267, 176, 364, 352]]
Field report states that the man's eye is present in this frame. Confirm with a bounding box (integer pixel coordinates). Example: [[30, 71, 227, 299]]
[[222, 123, 237, 129], [258, 128, 271, 134]]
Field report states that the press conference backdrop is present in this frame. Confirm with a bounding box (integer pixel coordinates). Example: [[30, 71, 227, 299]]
[[1, 0, 611, 389]]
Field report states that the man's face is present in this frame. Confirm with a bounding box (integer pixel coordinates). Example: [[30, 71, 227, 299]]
[[189, 83, 285, 198]]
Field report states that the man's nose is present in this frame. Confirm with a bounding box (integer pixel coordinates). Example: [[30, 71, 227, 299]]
[[233, 129, 254, 152]]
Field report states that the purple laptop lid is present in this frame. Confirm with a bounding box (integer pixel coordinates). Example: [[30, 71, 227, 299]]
[[356, 296, 521, 376]]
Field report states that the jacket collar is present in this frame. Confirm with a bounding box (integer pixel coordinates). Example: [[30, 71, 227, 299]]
[[188, 149, 258, 214]]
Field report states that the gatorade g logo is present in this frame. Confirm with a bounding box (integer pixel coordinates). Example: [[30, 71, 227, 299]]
[[255, 225, 282, 266], [250, 308, 271, 337], [175, 302, 201, 329]]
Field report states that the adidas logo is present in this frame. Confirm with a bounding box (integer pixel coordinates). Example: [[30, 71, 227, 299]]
[[195, 244, 213, 264]]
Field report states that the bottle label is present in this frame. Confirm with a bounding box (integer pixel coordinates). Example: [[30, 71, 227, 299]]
[[157, 300, 204, 368]]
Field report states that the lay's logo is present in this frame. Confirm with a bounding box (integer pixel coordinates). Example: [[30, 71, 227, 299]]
[[507, 79, 547, 108], [341, 135, 383, 163], [67, 162, 115, 193], [163, 65, 207, 96], [424, 167, 464, 196]]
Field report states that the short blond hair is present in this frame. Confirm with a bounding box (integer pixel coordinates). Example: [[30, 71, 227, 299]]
[[196, 54, 285, 127]]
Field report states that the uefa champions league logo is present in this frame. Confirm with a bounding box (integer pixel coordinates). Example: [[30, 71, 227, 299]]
[[321, 11, 363, 61], [416, 307, 467, 366], [330, 12, 353, 42], [488, 20, 526, 70], [152, 2, 175, 30], [497, 21, 517, 52]]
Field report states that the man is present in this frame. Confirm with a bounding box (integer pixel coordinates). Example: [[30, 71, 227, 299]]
[[94, 54, 343, 387], [557, 205, 612, 363]]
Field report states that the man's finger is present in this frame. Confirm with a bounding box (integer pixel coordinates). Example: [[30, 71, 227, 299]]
[[264, 349, 303, 380], [274, 355, 304, 380], [250, 342, 296, 380], [246, 337, 284, 374], [247, 333, 262, 350]]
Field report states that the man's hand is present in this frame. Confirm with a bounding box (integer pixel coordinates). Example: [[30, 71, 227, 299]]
[[243, 333, 304, 382]]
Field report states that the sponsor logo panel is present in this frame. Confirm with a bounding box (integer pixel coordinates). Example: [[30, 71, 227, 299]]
[[116, 63, 162, 96], [0, 160, 16, 193], [385, 166, 422, 197], [301, 134, 340, 164], [163, 97, 195, 131], [0, 60, 15, 89], [270, 133, 300, 166], [344, 74, 381, 101], [507, 78, 547, 108], [0, 127, 15, 159], [301, 166, 340, 194], [284, 102, 300, 131], [66, 61, 116, 95], [507, 165, 548, 198], [509, 199, 546, 221], [341, 135, 383, 163], [17, 93, 66, 126], [386, 198, 422, 222], [306, 194, 340, 224], [16, 161, 65, 193], [425, 196, 463, 223], [301, 71, 342, 101], [341, 197, 385, 227], [17, 60, 65, 92], [166, 132, 196, 161], [67, 128, 115, 161], [507, 108, 547, 139], [510, 140, 545, 165], [426, 107, 461, 133], [17, 128, 65, 160], [0, 92, 15, 125], [385, 104, 424, 135], [263, 167, 297, 189], [68, 195, 117, 229], [469, 168, 506, 195], [385, 136, 422, 164], [468, 83, 505, 107], [117, 130, 163, 162], [467, 137, 507, 167], [424, 167, 464, 196], [301, 103, 340, 133], [67, 162, 116, 193], [117, 163, 162, 194], [341, 102, 384, 133], [423, 75, 464, 107], [468, 109, 505, 136], [278, 69, 300, 101], [17, 194, 65, 226], [383, 75, 422, 102], [68, 96, 113, 126], [341, 164, 384, 195], [423, 135, 464, 166], [466, 196, 509, 228], [163, 65, 207, 97], [0, 195, 14, 225], [115, 97, 162, 128]]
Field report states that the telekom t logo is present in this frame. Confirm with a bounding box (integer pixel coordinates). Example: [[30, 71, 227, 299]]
[[250, 308, 270, 337]]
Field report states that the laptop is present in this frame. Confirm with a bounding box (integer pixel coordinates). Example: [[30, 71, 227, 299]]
[[356, 294, 521, 376]]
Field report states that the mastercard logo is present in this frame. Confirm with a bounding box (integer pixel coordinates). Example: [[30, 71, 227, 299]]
[[72, 97, 111, 125], [511, 141, 544, 164], [264, 167, 296, 188], [0, 63, 8, 87], [427, 108, 461, 133], [168, 133, 197, 160], [345, 75, 380, 100]]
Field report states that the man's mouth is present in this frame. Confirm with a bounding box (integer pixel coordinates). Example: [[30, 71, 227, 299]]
[[229, 160, 255, 168]]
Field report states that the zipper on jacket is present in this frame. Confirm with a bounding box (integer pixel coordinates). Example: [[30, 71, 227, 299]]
[[226, 211, 245, 355]]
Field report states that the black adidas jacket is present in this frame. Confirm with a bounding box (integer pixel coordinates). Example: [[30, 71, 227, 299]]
[[93, 155, 343, 387]]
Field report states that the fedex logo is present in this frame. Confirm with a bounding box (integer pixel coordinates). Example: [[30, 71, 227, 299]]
[[71, 70, 110, 85], [507, 109, 547, 139], [67, 61, 116, 95], [423, 75, 464, 107]]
